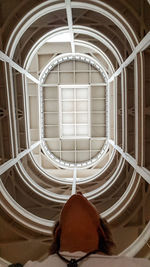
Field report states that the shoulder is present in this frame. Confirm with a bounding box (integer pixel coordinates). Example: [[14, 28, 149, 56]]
[[24, 255, 60, 267], [88, 255, 150, 267]]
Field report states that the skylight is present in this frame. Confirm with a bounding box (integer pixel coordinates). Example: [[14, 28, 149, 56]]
[[39, 53, 108, 168], [59, 85, 90, 139]]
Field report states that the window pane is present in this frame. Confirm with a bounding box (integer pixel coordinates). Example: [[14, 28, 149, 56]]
[[76, 88, 88, 99], [62, 125, 75, 136], [76, 113, 88, 123], [62, 113, 75, 123], [62, 88, 74, 99], [62, 101, 74, 112], [76, 101, 88, 112], [76, 125, 88, 135]]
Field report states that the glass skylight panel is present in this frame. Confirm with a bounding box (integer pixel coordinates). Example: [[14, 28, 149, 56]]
[[59, 85, 90, 138]]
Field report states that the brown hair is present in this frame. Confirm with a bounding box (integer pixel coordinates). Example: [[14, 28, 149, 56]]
[[50, 218, 115, 255], [98, 218, 115, 255]]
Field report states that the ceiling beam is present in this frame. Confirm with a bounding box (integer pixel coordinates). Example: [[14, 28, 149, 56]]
[[0, 50, 39, 84], [108, 31, 150, 82], [109, 139, 150, 184], [0, 141, 41, 175], [65, 0, 75, 53], [71, 168, 77, 195]]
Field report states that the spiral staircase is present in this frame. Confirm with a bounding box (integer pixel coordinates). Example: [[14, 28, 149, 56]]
[[0, 0, 150, 264]]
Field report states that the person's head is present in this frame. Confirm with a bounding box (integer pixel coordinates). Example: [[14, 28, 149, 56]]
[[50, 192, 115, 255]]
